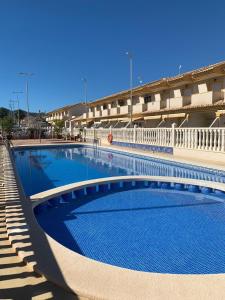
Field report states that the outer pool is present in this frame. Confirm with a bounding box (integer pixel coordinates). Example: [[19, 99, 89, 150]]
[[14, 145, 225, 196], [13, 145, 225, 274]]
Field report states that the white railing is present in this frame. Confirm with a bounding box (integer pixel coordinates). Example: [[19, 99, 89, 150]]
[[174, 128, 225, 152], [83, 127, 225, 153]]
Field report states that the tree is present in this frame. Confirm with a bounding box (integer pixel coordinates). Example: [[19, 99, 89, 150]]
[[53, 120, 64, 138], [0, 107, 10, 119], [0, 116, 14, 135]]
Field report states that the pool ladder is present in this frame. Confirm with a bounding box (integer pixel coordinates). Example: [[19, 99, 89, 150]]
[[93, 138, 101, 149]]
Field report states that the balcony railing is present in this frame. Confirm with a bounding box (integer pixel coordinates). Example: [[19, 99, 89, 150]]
[[110, 107, 120, 116], [132, 103, 147, 114], [95, 111, 101, 118], [119, 105, 131, 115], [146, 102, 161, 112], [102, 109, 109, 117]]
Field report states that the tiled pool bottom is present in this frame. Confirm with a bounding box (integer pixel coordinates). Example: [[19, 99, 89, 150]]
[[35, 187, 225, 274]]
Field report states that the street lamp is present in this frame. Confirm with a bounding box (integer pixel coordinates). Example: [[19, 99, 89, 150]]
[[18, 72, 34, 127], [178, 65, 182, 75], [138, 76, 143, 85], [82, 77, 87, 104], [126, 52, 133, 126], [12, 91, 23, 126]]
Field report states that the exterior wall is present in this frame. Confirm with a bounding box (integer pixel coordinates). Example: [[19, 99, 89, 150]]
[[47, 103, 87, 123], [86, 75, 225, 121], [187, 112, 215, 127]]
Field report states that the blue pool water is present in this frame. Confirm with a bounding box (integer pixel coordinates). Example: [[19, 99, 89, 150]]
[[14, 145, 225, 274], [36, 187, 225, 274], [14, 145, 225, 196]]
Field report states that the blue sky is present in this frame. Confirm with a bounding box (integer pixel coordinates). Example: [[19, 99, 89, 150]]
[[0, 0, 225, 112]]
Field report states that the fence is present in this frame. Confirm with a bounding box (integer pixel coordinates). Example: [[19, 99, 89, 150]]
[[83, 127, 225, 153]]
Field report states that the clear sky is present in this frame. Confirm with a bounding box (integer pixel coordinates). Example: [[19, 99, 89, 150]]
[[0, 0, 225, 113]]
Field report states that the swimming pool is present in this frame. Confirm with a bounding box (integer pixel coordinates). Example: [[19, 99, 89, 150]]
[[35, 184, 225, 274], [14, 145, 225, 275], [14, 145, 225, 196]]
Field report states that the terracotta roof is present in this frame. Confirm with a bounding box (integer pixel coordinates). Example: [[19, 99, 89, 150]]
[[47, 102, 86, 114], [87, 60, 225, 107]]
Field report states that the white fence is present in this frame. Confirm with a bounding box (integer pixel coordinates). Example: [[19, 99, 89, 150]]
[[83, 127, 225, 153]]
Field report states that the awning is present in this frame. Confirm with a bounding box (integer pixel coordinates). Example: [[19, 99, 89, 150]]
[[162, 113, 186, 119], [133, 117, 144, 121], [144, 115, 161, 120], [71, 115, 84, 122], [216, 110, 225, 117], [117, 118, 130, 122]]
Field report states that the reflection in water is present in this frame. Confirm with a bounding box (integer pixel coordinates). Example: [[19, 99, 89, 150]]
[[63, 147, 225, 183], [14, 146, 225, 196]]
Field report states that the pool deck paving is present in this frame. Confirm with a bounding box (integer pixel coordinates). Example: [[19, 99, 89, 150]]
[[0, 144, 79, 300], [2, 139, 225, 299]]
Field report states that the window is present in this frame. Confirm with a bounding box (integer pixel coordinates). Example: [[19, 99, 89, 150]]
[[118, 99, 125, 106], [144, 95, 152, 104], [103, 104, 107, 110]]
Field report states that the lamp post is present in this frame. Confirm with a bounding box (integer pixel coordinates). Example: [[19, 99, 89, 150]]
[[126, 52, 133, 126], [12, 91, 23, 126], [178, 65, 182, 75], [18, 72, 34, 127], [138, 76, 143, 85], [82, 78, 87, 104], [9, 100, 15, 124]]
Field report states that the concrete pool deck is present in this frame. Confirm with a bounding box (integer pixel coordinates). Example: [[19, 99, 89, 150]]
[[2, 139, 225, 299], [0, 144, 80, 299]]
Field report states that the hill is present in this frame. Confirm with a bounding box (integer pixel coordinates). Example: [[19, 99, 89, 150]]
[[0, 107, 40, 120]]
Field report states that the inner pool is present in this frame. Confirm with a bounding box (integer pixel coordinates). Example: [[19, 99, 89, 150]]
[[35, 187, 225, 274], [14, 145, 225, 196]]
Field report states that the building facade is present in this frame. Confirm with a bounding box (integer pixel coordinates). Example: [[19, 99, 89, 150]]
[[73, 61, 225, 129], [46, 102, 87, 125]]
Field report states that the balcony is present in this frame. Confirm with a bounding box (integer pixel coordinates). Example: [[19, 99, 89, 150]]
[[110, 107, 120, 116], [119, 105, 131, 115], [132, 103, 147, 114], [102, 109, 109, 117], [168, 97, 182, 109], [83, 113, 88, 119], [95, 110, 101, 118], [191, 91, 224, 106], [147, 101, 161, 112], [88, 112, 94, 118]]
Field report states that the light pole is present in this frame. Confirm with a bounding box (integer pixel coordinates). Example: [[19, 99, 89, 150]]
[[178, 65, 182, 75], [138, 76, 143, 85], [9, 100, 15, 124], [82, 78, 87, 104], [12, 91, 23, 126], [126, 52, 133, 126], [18, 72, 34, 127]]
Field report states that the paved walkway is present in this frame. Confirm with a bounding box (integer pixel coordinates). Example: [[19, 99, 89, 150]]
[[0, 145, 77, 300]]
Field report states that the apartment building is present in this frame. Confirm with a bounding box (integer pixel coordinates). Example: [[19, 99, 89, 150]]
[[74, 61, 225, 128], [46, 102, 87, 125]]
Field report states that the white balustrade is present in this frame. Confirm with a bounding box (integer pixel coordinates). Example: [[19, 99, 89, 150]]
[[83, 127, 225, 153]]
